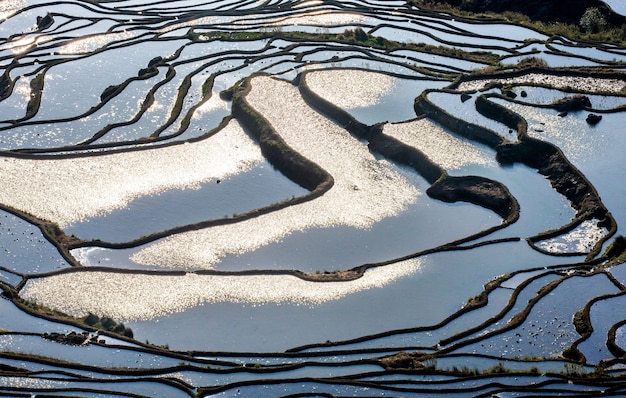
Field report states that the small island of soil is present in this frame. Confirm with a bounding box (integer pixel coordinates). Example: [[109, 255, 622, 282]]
[[427, 175, 518, 221], [300, 269, 362, 281]]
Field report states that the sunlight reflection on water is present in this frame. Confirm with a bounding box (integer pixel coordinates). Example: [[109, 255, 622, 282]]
[[57, 31, 135, 54], [535, 219, 608, 254], [305, 69, 395, 109], [383, 119, 496, 170], [22, 259, 421, 320], [0, 120, 263, 226], [131, 76, 419, 269], [457, 74, 626, 93]]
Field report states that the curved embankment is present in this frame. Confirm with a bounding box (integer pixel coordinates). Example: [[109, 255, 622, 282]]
[[6, 55, 169, 133], [427, 175, 518, 221], [566, 290, 626, 363], [451, 67, 626, 94], [6, 48, 225, 153], [8, 68, 518, 275], [474, 87, 616, 258], [0, 69, 14, 102], [13, 70, 526, 326], [0, 204, 84, 268], [4, 80, 335, 259], [0, 280, 138, 343], [232, 74, 333, 192], [414, 89, 505, 148], [298, 69, 519, 224], [297, 69, 445, 184], [9, 69, 613, 273], [415, 69, 619, 258]]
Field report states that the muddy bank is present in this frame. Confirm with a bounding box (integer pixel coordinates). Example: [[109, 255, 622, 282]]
[[368, 131, 444, 184], [419, 73, 617, 257], [427, 175, 519, 221], [477, 89, 612, 224], [414, 90, 504, 148], [297, 71, 373, 141], [298, 69, 445, 183], [232, 75, 332, 192], [299, 70, 520, 221]]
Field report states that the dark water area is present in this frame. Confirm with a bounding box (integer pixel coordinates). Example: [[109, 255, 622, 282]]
[[65, 162, 308, 242]]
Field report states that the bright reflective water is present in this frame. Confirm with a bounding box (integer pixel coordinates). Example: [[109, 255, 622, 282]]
[[1, 1, 625, 396], [604, 0, 626, 15]]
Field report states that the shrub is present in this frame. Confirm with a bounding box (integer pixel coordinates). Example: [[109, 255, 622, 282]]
[[83, 313, 99, 326], [460, 0, 479, 11], [592, 364, 610, 379], [564, 362, 585, 377], [580, 8, 607, 34], [422, 355, 437, 370], [517, 56, 548, 68], [353, 27, 369, 41], [487, 362, 510, 374], [101, 317, 116, 329]]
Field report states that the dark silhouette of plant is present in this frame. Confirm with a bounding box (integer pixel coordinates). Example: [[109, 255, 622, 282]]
[[580, 8, 607, 33]]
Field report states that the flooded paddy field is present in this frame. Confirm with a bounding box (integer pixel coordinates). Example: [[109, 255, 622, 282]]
[[1, 0, 626, 396]]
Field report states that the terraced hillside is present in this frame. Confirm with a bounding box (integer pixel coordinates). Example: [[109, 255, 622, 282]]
[[1, 0, 626, 396]]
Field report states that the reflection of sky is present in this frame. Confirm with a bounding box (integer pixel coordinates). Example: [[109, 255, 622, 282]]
[[549, 42, 626, 62], [496, 100, 611, 164], [268, 11, 366, 26], [609, 262, 626, 287], [493, 100, 626, 232], [1, 0, 625, 370], [578, 293, 626, 364], [392, 49, 487, 71], [0, 211, 69, 275], [0, 333, 183, 369], [535, 219, 608, 254], [0, 299, 82, 335], [428, 91, 510, 134], [0, 78, 32, 121], [306, 69, 450, 123], [0, 0, 26, 19], [603, 0, 626, 15], [503, 52, 602, 68], [466, 162, 575, 241], [64, 162, 307, 242], [29, 43, 178, 121], [442, 20, 548, 42], [459, 274, 619, 359], [24, 241, 564, 352], [57, 31, 134, 54], [71, 168, 496, 274], [371, 23, 523, 51], [492, 86, 626, 109]]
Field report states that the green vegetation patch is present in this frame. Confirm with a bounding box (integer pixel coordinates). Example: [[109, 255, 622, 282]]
[[15, 297, 133, 339], [190, 27, 500, 66], [412, 0, 626, 45]]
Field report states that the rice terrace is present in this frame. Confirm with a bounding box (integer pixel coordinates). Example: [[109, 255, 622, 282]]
[[1, 0, 626, 396]]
